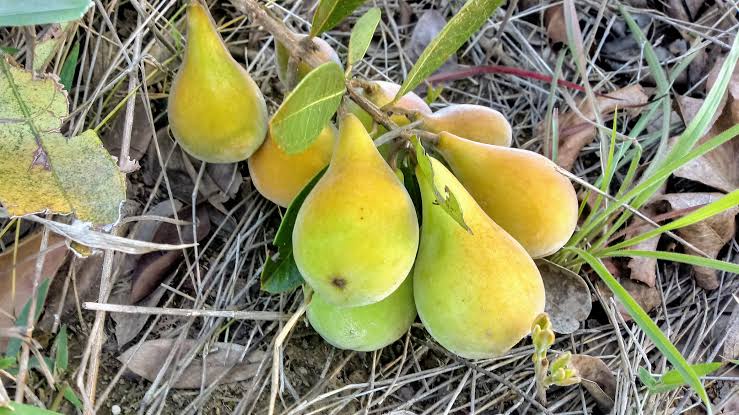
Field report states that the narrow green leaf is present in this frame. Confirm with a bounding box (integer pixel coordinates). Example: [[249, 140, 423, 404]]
[[53, 324, 69, 374], [640, 362, 723, 394], [0, 47, 19, 54], [270, 62, 345, 155], [310, 0, 367, 37], [59, 42, 79, 92], [599, 250, 739, 274], [348, 8, 381, 66], [572, 248, 711, 413], [62, 384, 83, 410], [395, 0, 504, 100], [0, 403, 62, 415], [261, 169, 326, 294], [412, 136, 470, 232], [424, 84, 444, 105], [5, 279, 51, 357], [0, 0, 92, 27], [0, 356, 16, 370]]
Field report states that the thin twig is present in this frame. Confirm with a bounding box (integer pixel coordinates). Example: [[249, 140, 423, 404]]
[[82, 302, 290, 320]]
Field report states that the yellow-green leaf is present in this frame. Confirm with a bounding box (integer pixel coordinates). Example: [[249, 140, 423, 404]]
[[0, 55, 125, 225], [395, 0, 504, 100], [270, 62, 345, 155]]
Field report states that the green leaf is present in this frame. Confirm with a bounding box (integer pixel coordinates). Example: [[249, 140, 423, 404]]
[[572, 248, 712, 414], [424, 84, 444, 105], [62, 384, 83, 410], [0, 356, 16, 370], [53, 324, 69, 374], [412, 136, 470, 233], [600, 250, 739, 274], [395, 0, 504, 100], [348, 8, 381, 67], [0, 0, 92, 27], [270, 62, 345, 155], [639, 362, 723, 394], [0, 47, 19, 54], [261, 169, 326, 294], [310, 0, 367, 37], [0, 56, 126, 225], [5, 279, 51, 357], [59, 42, 79, 92]]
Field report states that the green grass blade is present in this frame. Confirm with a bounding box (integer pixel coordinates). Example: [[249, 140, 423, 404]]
[[571, 248, 711, 413], [599, 250, 739, 274]]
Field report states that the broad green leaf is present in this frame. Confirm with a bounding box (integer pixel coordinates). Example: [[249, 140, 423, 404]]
[[348, 8, 381, 67], [261, 169, 326, 294], [270, 62, 345, 155], [639, 362, 722, 394], [0, 0, 92, 27], [600, 250, 739, 274], [395, 0, 504, 100], [0, 403, 61, 415], [59, 42, 79, 92], [310, 0, 367, 37], [412, 136, 470, 232], [572, 248, 711, 413], [6, 278, 51, 357], [53, 324, 69, 374], [0, 56, 126, 225]]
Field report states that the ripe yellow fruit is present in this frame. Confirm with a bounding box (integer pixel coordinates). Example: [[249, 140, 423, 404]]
[[306, 275, 416, 352], [436, 132, 578, 258], [292, 113, 419, 307], [420, 104, 512, 146], [275, 35, 342, 88], [346, 80, 431, 133], [248, 125, 337, 207], [414, 156, 545, 359], [168, 3, 268, 163]]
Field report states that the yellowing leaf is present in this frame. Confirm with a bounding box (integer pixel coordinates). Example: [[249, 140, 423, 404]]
[[0, 56, 125, 225]]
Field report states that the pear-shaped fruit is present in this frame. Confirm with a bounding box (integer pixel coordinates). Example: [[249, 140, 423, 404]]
[[248, 124, 336, 207], [276, 35, 342, 89], [293, 113, 419, 307], [168, 3, 268, 163], [306, 274, 416, 352], [420, 104, 512, 146], [436, 133, 578, 258], [414, 156, 545, 359], [347, 80, 432, 133]]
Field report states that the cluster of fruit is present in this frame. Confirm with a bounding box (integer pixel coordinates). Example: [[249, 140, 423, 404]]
[[167, 4, 578, 359]]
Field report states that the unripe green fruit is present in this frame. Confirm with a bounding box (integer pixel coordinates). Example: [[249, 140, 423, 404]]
[[275, 35, 342, 89], [306, 275, 416, 352], [167, 3, 268, 163]]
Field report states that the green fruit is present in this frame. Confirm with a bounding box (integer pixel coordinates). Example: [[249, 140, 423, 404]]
[[420, 104, 512, 146], [293, 113, 419, 307], [436, 132, 578, 258], [414, 156, 545, 359], [275, 35, 342, 89], [306, 275, 416, 352], [167, 3, 268, 163]]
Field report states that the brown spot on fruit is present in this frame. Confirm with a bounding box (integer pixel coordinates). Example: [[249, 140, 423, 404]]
[[331, 277, 347, 289]]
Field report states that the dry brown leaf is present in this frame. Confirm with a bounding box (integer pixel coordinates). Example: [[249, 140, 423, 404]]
[[597, 277, 660, 321], [102, 95, 154, 173], [118, 339, 266, 389], [536, 259, 592, 334], [570, 354, 617, 412], [556, 84, 649, 170], [0, 231, 68, 330], [660, 193, 738, 290], [666, 0, 703, 22], [544, 5, 566, 44]]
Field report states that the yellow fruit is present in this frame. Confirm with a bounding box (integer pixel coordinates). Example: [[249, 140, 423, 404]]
[[414, 156, 545, 359], [347, 80, 432, 133], [168, 3, 268, 163], [306, 274, 416, 352], [436, 133, 578, 258], [293, 113, 419, 307], [420, 104, 512, 146], [248, 124, 337, 207], [275, 35, 342, 89]]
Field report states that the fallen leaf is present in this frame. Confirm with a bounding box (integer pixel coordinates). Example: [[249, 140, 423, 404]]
[[659, 193, 738, 290], [405, 10, 457, 73], [0, 56, 126, 225], [544, 5, 566, 44], [570, 354, 617, 412], [102, 95, 154, 173], [596, 277, 661, 320], [118, 339, 265, 389], [130, 205, 210, 303], [666, 0, 703, 22], [0, 231, 68, 330], [625, 187, 665, 287], [556, 84, 649, 170], [536, 259, 592, 334]]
